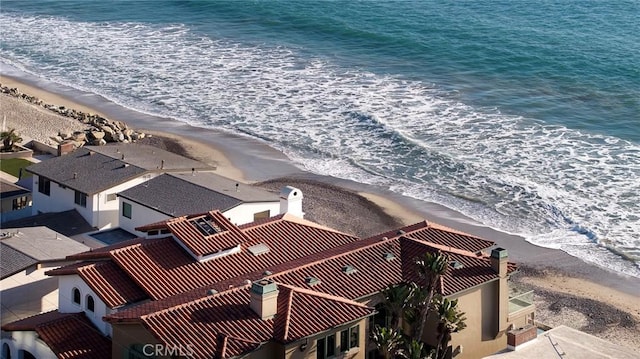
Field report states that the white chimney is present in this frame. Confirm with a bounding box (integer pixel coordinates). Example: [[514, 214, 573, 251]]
[[279, 186, 304, 218]]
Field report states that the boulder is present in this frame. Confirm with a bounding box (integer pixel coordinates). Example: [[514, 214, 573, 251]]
[[89, 131, 105, 140]]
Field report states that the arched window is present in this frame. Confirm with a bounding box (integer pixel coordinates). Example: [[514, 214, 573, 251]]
[[2, 342, 11, 359], [86, 295, 95, 312], [72, 288, 81, 305]]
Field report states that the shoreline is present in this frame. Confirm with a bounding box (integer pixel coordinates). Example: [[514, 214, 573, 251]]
[[2, 73, 639, 348]]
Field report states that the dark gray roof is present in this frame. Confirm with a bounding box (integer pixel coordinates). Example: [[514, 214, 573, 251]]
[[2, 210, 95, 237], [25, 148, 146, 195], [0, 243, 38, 279], [0, 226, 89, 261], [0, 179, 30, 199], [86, 144, 213, 171], [170, 171, 280, 202], [118, 173, 244, 217]]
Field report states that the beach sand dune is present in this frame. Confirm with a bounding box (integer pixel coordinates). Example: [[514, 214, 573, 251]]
[[1, 78, 638, 350]]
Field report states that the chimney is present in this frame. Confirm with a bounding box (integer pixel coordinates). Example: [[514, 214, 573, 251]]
[[491, 247, 509, 336], [249, 279, 279, 320], [279, 186, 304, 218]]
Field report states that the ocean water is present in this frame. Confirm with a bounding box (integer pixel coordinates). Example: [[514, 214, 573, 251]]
[[1, 1, 639, 277]]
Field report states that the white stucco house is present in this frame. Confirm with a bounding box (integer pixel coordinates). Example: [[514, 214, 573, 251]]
[[117, 172, 304, 237], [0, 227, 93, 359], [25, 144, 213, 230]]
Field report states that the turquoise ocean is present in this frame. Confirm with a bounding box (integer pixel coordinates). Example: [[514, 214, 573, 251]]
[[1, 1, 639, 277]]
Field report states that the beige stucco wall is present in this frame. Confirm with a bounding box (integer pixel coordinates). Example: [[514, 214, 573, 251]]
[[111, 323, 161, 359], [449, 281, 507, 359]]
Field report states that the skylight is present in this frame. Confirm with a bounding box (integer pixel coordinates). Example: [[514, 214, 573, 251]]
[[305, 276, 321, 287], [192, 217, 220, 236], [248, 243, 270, 256], [341, 265, 357, 275]]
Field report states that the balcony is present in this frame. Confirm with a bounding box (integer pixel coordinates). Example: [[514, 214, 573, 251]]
[[508, 290, 535, 320]]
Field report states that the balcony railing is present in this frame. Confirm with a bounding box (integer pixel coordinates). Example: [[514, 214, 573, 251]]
[[508, 290, 534, 314]]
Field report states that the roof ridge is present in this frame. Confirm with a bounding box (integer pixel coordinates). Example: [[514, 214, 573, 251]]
[[407, 236, 484, 258], [427, 221, 482, 239], [277, 283, 371, 309], [280, 213, 355, 237], [281, 287, 294, 341], [141, 284, 250, 320], [269, 236, 395, 279]]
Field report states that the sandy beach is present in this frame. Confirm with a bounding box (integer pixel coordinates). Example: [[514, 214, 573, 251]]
[[1, 74, 638, 349]]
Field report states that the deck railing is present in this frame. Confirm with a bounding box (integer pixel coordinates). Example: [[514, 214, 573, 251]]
[[508, 290, 534, 314]]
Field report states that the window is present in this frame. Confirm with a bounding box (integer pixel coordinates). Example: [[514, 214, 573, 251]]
[[122, 202, 132, 219], [106, 193, 117, 202], [253, 210, 270, 221], [12, 196, 29, 210], [38, 177, 51, 195], [86, 295, 95, 312], [74, 191, 87, 207], [340, 325, 359, 352], [72, 288, 81, 305], [317, 333, 336, 359]]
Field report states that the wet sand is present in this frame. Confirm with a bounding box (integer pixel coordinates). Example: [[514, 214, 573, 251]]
[[1, 73, 638, 349]]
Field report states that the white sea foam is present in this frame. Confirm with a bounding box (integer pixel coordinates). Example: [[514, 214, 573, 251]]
[[2, 13, 639, 277]]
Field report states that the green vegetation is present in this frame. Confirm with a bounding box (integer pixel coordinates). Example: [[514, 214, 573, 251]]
[[1, 128, 23, 151], [371, 251, 467, 359], [0, 158, 33, 179]]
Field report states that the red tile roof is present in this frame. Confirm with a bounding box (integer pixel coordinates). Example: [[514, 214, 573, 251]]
[[139, 283, 373, 358], [166, 211, 252, 257], [65, 214, 360, 301], [47, 261, 148, 308], [400, 237, 512, 296], [2, 311, 111, 359]]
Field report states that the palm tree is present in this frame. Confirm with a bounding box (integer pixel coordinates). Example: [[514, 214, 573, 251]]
[[370, 325, 405, 359], [1, 128, 23, 151], [382, 283, 416, 331], [413, 251, 449, 341], [433, 296, 467, 359], [400, 339, 432, 359]]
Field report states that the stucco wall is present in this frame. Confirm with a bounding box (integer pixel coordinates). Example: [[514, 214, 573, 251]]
[[1, 331, 56, 359], [111, 323, 161, 359], [117, 198, 171, 237], [450, 281, 507, 359], [58, 275, 111, 336], [223, 202, 280, 226], [1, 266, 58, 326]]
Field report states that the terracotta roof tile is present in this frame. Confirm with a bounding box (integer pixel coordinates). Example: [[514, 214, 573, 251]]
[[104, 215, 359, 300], [47, 261, 148, 308], [66, 237, 147, 260], [273, 284, 374, 343], [1, 310, 69, 331], [400, 237, 501, 296], [2, 311, 110, 359], [166, 211, 251, 257], [77, 261, 148, 307], [140, 284, 373, 358]]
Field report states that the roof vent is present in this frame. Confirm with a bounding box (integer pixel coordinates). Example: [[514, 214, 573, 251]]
[[207, 289, 218, 295], [123, 163, 130, 168], [88, 150, 95, 156], [397, 230, 406, 235], [381, 236, 388, 241], [342, 265, 357, 275], [73, 172, 78, 179], [305, 276, 321, 287], [450, 261, 464, 269], [263, 270, 273, 276], [384, 252, 395, 261], [248, 243, 270, 256]]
